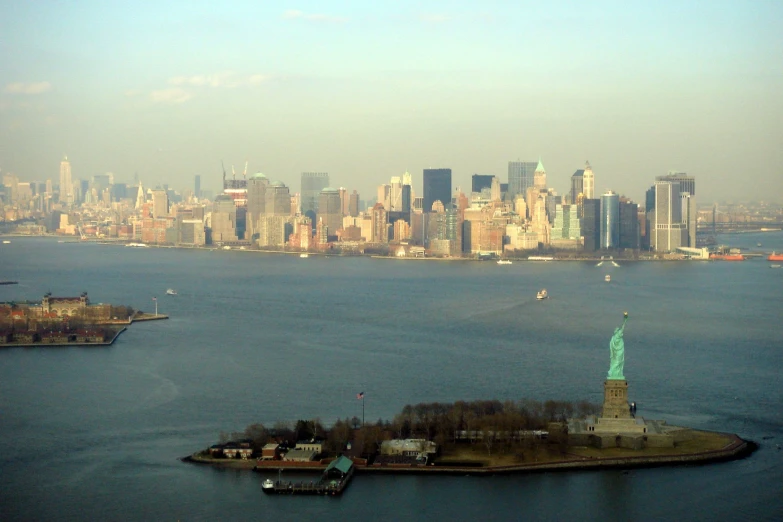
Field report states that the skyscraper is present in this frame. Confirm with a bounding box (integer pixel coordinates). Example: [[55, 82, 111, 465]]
[[389, 176, 402, 211], [194, 175, 201, 199], [317, 187, 342, 237], [657, 171, 695, 247], [507, 161, 537, 201], [600, 191, 620, 249], [533, 159, 547, 189], [422, 168, 451, 213], [570, 169, 584, 204], [300, 172, 329, 215], [59, 156, 73, 205], [619, 200, 640, 250], [581, 199, 601, 252], [582, 161, 595, 199], [246, 173, 269, 237], [471, 174, 494, 194], [151, 189, 169, 218], [652, 181, 686, 252]]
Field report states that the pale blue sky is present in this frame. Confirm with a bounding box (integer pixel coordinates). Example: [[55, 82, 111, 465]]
[[1, 0, 781, 203]]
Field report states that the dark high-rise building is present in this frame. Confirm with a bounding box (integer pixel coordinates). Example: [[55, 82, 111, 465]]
[[619, 200, 640, 250], [423, 168, 451, 213], [401, 184, 411, 213], [301, 172, 329, 214], [581, 199, 601, 252], [348, 190, 359, 217], [570, 170, 584, 204], [507, 161, 537, 200], [471, 174, 494, 193], [195, 175, 201, 199]]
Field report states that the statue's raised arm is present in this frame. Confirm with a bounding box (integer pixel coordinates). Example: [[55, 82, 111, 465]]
[[607, 312, 629, 380]]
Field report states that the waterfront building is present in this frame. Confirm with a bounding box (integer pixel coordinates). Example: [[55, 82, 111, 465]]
[[581, 199, 601, 252], [551, 204, 582, 249], [256, 215, 287, 247], [178, 219, 206, 246], [393, 219, 411, 241], [423, 168, 451, 213], [652, 181, 687, 252], [59, 156, 73, 206], [300, 172, 329, 215], [370, 203, 389, 243], [619, 200, 640, 250], [600, 191, 620, 250], [507, 161, 537, 201], [151, 189, 169, 219], [570, 169, 584, 205], [582, 161, 595, 200], [657, 171, 695, 247], [317, 187, 342, 238], [211, 195, 238, 243]]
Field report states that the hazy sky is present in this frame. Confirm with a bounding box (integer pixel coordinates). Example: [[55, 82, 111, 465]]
[[1, 0, 781, 204]]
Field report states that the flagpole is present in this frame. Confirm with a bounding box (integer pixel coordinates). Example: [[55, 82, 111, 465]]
[[154, 297, 157, 316], [362, 394, 365, 427]]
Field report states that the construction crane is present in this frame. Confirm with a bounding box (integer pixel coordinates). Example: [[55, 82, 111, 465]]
[[221, 161, 227, 184], [243, 160, 248, 180]]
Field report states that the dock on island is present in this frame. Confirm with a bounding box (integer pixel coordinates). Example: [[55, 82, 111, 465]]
[[260, 455, 355, 496]]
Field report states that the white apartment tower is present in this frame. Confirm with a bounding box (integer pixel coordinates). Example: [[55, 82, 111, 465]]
[[59, 156, 73, 205], [582, 161, 595, 199]]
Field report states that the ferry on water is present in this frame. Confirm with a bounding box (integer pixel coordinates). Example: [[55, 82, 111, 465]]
[[536, 289, 548, 300], [166, 289, 178, 296], [768, 252, 783, 262], [497, 259, 512, 265], [605, 274, 611, 282]]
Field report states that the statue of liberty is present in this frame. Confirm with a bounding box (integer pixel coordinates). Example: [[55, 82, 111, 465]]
[[608, 312, 629, 380]]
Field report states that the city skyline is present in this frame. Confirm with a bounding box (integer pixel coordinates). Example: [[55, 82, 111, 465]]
[[1, 1, 781, 204]]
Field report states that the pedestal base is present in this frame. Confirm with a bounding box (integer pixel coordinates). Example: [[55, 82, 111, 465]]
[[602, 379, 631, 419]]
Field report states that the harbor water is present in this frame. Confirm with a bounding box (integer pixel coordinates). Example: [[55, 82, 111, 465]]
[[1, 234, 782, 521]]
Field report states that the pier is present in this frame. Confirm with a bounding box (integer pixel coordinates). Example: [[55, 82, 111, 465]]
[[261, 456, 354, 496]]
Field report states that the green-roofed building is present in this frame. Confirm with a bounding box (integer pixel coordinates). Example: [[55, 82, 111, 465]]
[[324, 455, 353, 479]]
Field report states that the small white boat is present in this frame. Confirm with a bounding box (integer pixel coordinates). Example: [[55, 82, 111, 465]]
[[300, 253, 309, 258], [536, 289, 548, 300], [605, 274, 611, 282], [771, 264, 781, 269], [497, 259, 512, 265], [166, 288, 177, 295], [2, 240, 10, 244], [262, 478, 275, 492]]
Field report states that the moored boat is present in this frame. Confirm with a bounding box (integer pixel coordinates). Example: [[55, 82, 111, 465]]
[[709, 253, 745, 261], [300, 253, 309, 258], [768, 252, 783, 262], [770, 264, 781, 269]]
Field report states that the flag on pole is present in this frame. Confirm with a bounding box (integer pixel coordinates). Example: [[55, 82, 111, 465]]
[[356, 392, 364, 400], [152, 297, 157, 301]]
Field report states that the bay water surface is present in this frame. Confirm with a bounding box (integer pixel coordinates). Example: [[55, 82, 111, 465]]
[[1, 234, 782, 521]]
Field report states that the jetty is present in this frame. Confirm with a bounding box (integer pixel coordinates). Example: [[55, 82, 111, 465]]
[[260, 456, 354, 496]]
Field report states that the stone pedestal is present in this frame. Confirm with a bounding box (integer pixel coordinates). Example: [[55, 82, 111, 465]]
[[602, 379, 631, 419]]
